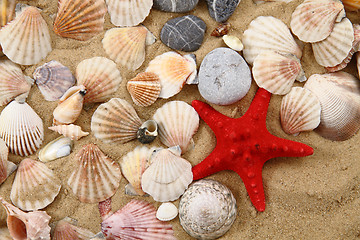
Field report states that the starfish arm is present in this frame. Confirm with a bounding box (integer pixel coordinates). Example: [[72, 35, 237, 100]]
[[243, 88, 272, 123], [192, 147, 228, 180]]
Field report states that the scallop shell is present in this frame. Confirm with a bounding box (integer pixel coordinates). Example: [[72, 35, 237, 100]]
[[91, 98, 143, 143], [141, 148, 193, 202], [49, 124, 89, 140], [67, 143, 122, 203], [223, 35, 243, 51], [53, 0, 107, 41], [137, 120, 158, 144], [342, 0, 360, 11], [304, 72, 360, 141], [179, 179, 237, 240], [156, 202, 178, 221], [146, 52, 197, 99], [0, 138, 16, 185], [0, 0, 15, 27], [102, 26, 156, 71], [153, 101, 199, 153], [53, 217, 95, 240], [0, 101, 44, 156], [312, 18, 354, 67], [252, 51, 305, 95], [243, 16, 302, 65], [33, 60, 76, 101], [280, 87, 321, 135], [38, 137, 73, 162], [105, 0, 153, 27], [127, 72, 161, 107], [0, 6, 52, 65], [76, 57, 122, 104]]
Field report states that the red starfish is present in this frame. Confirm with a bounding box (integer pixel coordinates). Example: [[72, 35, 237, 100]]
[[192, 88, 313, 212]]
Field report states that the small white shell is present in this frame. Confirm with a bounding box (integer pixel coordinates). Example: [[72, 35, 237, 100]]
[[48, 124, 89, 140], [38, 137, 73, 162], [222, 35, 243, 51], [156, 202, 178, 221]]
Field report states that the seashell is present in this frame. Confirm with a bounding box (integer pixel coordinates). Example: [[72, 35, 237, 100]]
[[76, 57, 122, 104], [290, 0, 344, 43], [102, 26, 156, 71], [357, 52, 360, 77], [222, 35, 243, 51], [0, 6, 52, 65], [0, 101, 44, 156], [179, 179, 237, 240], [53, 85, 86, 125], [243, 16, 302, 65], [153, 101, 199, 153], [33, 60, 76, 101], [0, 138, 16, 185], [146, 52, 197, 99], [10, 158, 61, 211], [38, 137, 73, 162], [211, 22, 231, 37], [127, 72, 161, 107], [105, 0, 153, 27], [137, 120, 158, 144], [0, 0, 15, 27], [141, 148, 193, 202], [0, 60, 32, 107], [53, 0, 107, 41], [304, 72, 360, 141], [53, 217, 95, 240], [253, 0, 294, 4], [49, 124, 89, 140], [0, 197, 51, 240], [252, 51, 305, 95], [91, 98, 143, 144], [312, 18, 354, 67], [280, 87, 321, 136], [67, 143, 121, 203], [342, 0, 360, 11], [0, 227, 12, 240], [156, 202, 178, 221]]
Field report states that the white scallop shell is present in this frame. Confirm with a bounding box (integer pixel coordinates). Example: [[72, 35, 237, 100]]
[[156, 202, 178, 221], [38, 137, 73, 162], [48, 124, 89, 140], [0, 138, 17, 185]]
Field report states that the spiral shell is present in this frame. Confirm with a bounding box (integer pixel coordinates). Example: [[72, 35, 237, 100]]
[[48, 124, 89, 140]]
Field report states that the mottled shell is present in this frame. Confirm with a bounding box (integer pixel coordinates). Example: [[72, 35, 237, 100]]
[[0, 0, 15, 27], [211, 23, 231, 37], [0, 138, 16, 185], [53, 217, 95, 240], [91, 98, 143, 143], [156, 202, 178, 221], [127, 72, 161, 107], [38, 137, 73, 162], [342, 0, 360, 11], [179, 179, 237, 240], [48, 124, 89, 140], [53, 0, 107, 41]]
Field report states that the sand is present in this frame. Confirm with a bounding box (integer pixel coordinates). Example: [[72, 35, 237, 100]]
[[1, 0, 360, 239]]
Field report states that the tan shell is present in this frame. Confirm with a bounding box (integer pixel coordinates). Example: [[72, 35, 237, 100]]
[[342, 0, 360, 11], [0, 0, 15, 27], [53, 217, 95, 240], [0, 138, 16, 185], [48, 124, 89, 140], [222, 35, 243, 51], [38, 137, 73, 163], [53, 0, 107, 41], [127, 72, 161, 107]]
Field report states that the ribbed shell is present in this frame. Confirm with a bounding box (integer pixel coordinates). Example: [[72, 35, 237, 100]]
[[53, 0, 107, 41], [91, 98, 143, 143], [53, 217, 95, 240], [38, 137, 73, 163], [0, 138, 16, 185], [48, 124, 89, 140], [67, 143, 121, 203], [304, 72, 360, 141], [0, 0, 15, 27], [312, 18, 354, 67], [76, 57, 122, 104], [0, 101, 44, 156], [0, 6, 52, 65], [127, 72, 161, 107], [342, 0, 360, 11]]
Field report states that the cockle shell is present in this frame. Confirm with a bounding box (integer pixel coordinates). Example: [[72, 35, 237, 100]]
[[49, 124, 89, 140], [0, 101, 44, 156], [0, 197, 51, 240], [146, 52, 197, 99], [304, 72, 360, 141], [102, 26, 156, 71], [38, 137, 73, 162], [76, 57, 122, 104], [342, 0, 360, 11], [156, 202, 178, 221], [179, 179, 237, 240], [67, 143, 122, 203], [137, 120, 158, 144], [127, 72, 161, 107], [0, 0, 15, 27], [53, 217, 95, 240], [0, 6, 52, 65], [0, 138, 16, 185], [243, 16, 302, 65], [153, 101, 199, 153], [91, 98, 143, 144], [33, 60, 76, 101], [280, 87, 321, 136], [53, 0, 107, 41]]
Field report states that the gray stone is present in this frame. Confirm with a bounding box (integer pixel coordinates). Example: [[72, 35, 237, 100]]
[[160, 15, 206, 52], [205, 0, 241, 22], [154, 0, 199, 13], [198, 47, 251, 105]]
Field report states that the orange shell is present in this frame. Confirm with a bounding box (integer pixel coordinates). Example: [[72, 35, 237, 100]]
[[127, 72, 161, 107]]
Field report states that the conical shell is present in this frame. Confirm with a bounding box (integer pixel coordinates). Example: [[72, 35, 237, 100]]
[[342, 0, 360, 11], [153, 101, 199, 153], [127, 72, 161, 107], [0, 6, 52, 65], [252, 51, 305, 95], [304, 72, 360, 141], [146, 52, 197, 99], [67, 143, 121, 203], [53, 217, 95, 240], [105, 0, 153, 27], [141, 148, 193, 202], [33, 60, 76, 101], [0, 138, 16, 185], [243, 16, 302, 65], [76, 57, 122, 104], [91, 98, 143, 143], [280, 87, 321, 135], [38, 137, 73, 162], [312, 18, 354, 67], [0, 101, 44, 156], [53, 0, 107, 41], [102, 26, 155, 71], [156, 202, 178, 221], [49, 124, 89, 140], [0, 0, 15, 27]]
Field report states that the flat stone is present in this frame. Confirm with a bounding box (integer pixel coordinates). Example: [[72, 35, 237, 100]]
[[154, 0, 199, 12], [198, 47, 251, 105], [205, 0, 241, 22], [160, 15, 206, 52]]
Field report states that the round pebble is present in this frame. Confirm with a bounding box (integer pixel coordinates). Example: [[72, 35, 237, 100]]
[[205, 0, 240, 22], [154, 0, 199, 13], [198, 47, 252, 105]]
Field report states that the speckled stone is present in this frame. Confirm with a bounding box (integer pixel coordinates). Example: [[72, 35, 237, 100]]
[[205, 0, 241, 22], [198, 47, 251, 105], [160, 15, 206, 52], [154, 0, 199, 12]]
